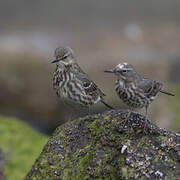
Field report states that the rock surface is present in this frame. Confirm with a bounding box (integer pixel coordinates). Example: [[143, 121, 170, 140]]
[[25, 109, 180, 179]]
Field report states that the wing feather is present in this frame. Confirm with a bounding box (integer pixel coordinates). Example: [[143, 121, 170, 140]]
[[74, 72, 105, 97], [137, 78, 163, 97]]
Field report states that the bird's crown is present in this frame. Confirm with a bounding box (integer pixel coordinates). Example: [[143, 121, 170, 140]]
[[54, 46, 74, 60], [116, 62, 134, 71], [51, 46, 75, 64]]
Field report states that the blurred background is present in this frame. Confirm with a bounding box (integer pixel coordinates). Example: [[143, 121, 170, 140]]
[[0, 0, 180, 179]]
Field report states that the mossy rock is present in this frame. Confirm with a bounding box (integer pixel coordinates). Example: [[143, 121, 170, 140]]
[[25, 109, 180, 179]]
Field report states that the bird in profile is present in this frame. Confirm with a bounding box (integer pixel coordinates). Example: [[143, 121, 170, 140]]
[[51, 46, 113, 110], [104, 62, 175, 131]]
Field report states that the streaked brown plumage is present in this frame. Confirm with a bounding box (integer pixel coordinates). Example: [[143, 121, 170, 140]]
[[104, 62, 174, 131], [51, 46, 113, 109]]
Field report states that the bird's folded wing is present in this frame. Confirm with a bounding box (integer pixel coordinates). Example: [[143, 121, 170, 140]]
[[137, 78, 163, 97], [74, 72, 106, 97]]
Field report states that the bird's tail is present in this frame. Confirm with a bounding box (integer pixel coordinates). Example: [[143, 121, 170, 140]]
[[101, 100, 114, 109], [160, 90, 175, 96]]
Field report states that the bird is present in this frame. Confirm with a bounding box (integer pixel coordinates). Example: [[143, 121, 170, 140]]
[[104, 62, 175, 131], [51, 46, 113, 110]]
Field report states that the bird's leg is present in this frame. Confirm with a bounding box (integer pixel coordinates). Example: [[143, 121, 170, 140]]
[[121, 108, 132, 128], [143, 106, 148, 134]]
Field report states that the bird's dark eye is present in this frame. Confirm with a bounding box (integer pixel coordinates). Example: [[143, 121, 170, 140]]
[[83, 82, 90, 88], [61, 55, 68, 60], [122, 70, 127, 73]]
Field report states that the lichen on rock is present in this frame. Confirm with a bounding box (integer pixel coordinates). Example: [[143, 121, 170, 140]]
[[25, 109, 180, 179]]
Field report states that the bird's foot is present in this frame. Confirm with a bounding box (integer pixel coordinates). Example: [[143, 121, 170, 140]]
[[120, 110, 132, 128], [142, 118, 149, 135], [121, 118, 129, 128]]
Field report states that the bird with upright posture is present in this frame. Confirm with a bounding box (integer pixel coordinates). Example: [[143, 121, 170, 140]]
[[104, 62, 174, 131], [51, 46, 113, 109]]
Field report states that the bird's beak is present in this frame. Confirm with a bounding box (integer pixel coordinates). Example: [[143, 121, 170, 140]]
[[51, 59, 60, 63], [104, 69, 115, 73]]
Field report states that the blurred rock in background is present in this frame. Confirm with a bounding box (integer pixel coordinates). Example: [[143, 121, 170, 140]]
[[0, 149, 5, 180], [0, 0, 180, 134]]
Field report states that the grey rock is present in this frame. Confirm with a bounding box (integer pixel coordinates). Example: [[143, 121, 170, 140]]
[[25, 109, 180, 179]]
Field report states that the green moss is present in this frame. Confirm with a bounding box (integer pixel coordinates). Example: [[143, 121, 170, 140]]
[[0, 116, 48, 180], [88, 119, 103, 136], [62, 167, 73, 180], [118, 154, 125, 166], [159, 136, 168, 141], [110, 133, 125, 147], [168, 157, 175, 165], [121, 166, 136, 179], [121, 167, 127, 178], [71, 150, 94, 180], [104, 115, 111, 120], [158, 149, 163, 155], [137, 136, 148, 147], [154, 156, 159, 162], [128, 168, 135, 177]]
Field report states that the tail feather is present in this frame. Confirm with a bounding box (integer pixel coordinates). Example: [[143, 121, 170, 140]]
[[100, 100, 114, 109], [160, 90, 175, 96]]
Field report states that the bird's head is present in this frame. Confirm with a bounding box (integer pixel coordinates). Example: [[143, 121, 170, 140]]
[[104, 62, 138, 82], [51, 46, 75, 65]]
